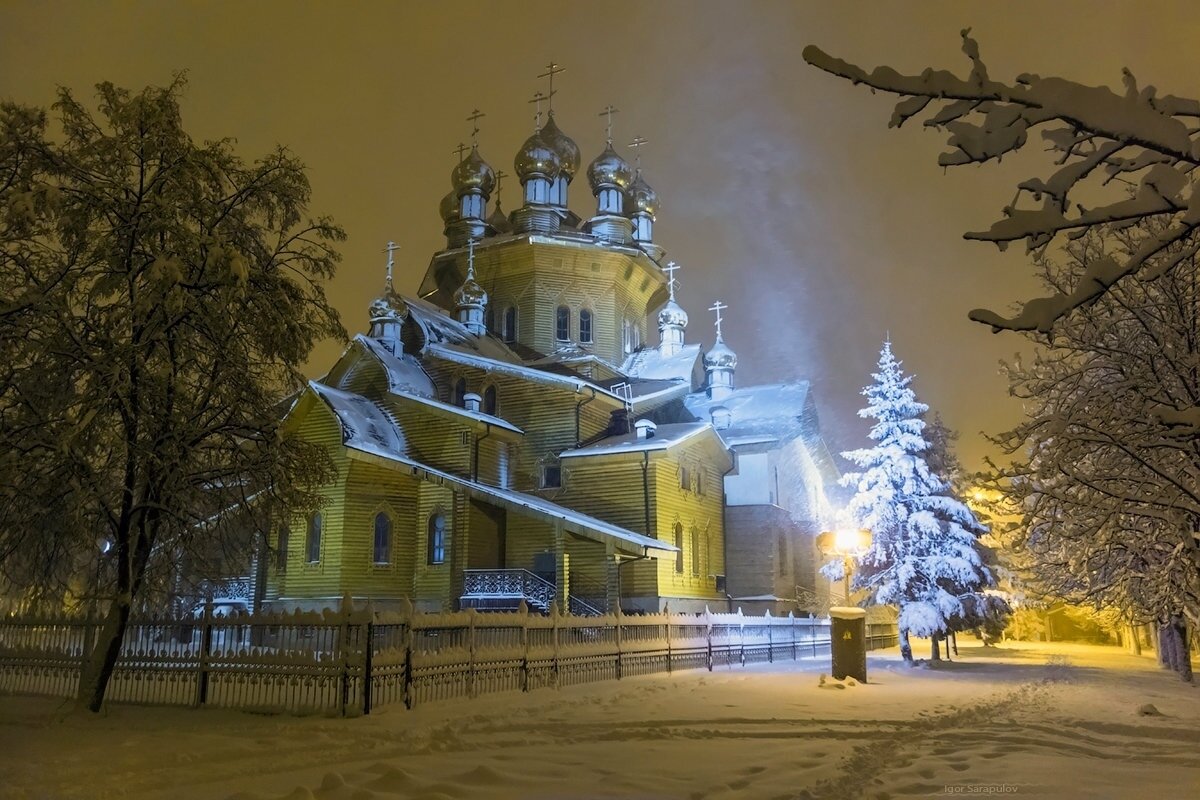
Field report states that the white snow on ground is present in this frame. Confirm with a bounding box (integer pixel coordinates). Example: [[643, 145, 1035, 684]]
[[1, 640, 1197, 799]]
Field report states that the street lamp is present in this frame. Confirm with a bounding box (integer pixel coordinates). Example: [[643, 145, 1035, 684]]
[[818, 527, 871, 606]]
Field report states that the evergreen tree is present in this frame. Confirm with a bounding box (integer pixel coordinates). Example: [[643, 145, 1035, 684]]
[[837, 341, 989, 663]]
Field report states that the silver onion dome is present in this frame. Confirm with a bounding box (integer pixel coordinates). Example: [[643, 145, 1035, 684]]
[[369, 293, 407, 323], [439, 189, 461, 223], [454, 274, 488, 309], [514, 129, 562, 182], [704, 337, 737, 369], [539, 114, 580, 180], [627, 173, 659, 216], [586, 144, 634, 193], [451, 146, 496, 196], [658, 299, 688, 329]]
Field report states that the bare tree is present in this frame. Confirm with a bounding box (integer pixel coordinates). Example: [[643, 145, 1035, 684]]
[[804, 30, 1200, 334], [0, 79, 343, 710]]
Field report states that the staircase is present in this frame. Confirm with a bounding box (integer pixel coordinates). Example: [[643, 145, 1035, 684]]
[[460, 569, 603, 616]]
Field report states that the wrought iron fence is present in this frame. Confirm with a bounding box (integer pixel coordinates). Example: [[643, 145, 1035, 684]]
[[0, 602, 898, 716]]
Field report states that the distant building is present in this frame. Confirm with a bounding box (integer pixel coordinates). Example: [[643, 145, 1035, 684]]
[[258, 95, 840, 615]]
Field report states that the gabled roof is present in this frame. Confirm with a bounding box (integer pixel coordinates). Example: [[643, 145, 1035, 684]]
[[685, 382, 813, 445], [621, 343, 703, 383], [354, 335, 437, 397], [559, 422, 718, 459], [426, 344, 628, 405], [308, 382, 407, 459], [404, 295, 523, 364]]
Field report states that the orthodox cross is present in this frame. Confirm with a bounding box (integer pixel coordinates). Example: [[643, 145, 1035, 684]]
[[528, 91, 546, 131], [628, 135, 649, 171], [538, 61, 565, 113], [466, 237, 478, 281], [494, 169, 508, 206], [452, 142, 468, 163], [382, 240, 401, 293], [709, 300, 728, 338], [466, 109, 485, 147], [662, 261, 680, 301], [599, 104, 619, 145]]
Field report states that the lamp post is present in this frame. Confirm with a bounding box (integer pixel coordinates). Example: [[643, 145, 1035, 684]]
[[818, 527, 871, 606]]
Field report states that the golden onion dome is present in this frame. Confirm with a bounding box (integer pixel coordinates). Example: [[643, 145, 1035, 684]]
[[627, 173, 659, 216], [586, 144, 634, 193], [658, 299, 688, 329], [439, 189, 460, 223], [514, 129, 562, 182], [454, 275, 488, 309], [451, 146, 496, 196], [704, 337, 737, 369], [540, 114, 580, 180]]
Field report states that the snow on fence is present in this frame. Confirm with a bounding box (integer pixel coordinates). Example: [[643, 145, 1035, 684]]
[[0, 602, 898, 716]]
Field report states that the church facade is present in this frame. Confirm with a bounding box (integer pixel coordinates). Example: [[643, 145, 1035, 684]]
[[261, 96, 839, 615]]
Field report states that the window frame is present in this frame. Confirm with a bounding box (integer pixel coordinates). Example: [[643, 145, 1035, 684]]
[[373, 511, 392, 565], [691, 526, 701, 576], [276, 524, 290, 573], [453, 377, 467, 407], [541, 463, 562, 489], [674, 523, 684, 574], [503, 306, 517, 342], [579, 308, 593, 344], [483, 384, 498, 416], [427, 511, 446, 565], [555, 305, 571, 342], [305, 513, 322, 564]]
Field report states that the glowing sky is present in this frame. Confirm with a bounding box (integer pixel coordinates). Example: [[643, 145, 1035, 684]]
[[4, 0, 1198, 471]]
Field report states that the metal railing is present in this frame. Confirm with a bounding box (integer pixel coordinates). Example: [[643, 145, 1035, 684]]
[[460, 569, 601, 616]]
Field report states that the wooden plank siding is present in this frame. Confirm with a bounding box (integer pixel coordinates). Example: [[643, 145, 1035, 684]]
[[647, 439, 726, 606]]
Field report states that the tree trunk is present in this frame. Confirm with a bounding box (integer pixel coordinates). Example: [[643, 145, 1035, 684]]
[[1157, 622, 1171, 669], [1170, 615, 1193, 683], [899, 627, 913, 663], [930, 634, 941, 661], [1161, 621, 1178, 672], [1128, 623, 1141, 656], [950, 630, 959, 656], [77, 596, 133, 711]]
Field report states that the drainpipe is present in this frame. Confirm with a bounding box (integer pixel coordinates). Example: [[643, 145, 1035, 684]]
[[472, 423, 492, 482], [720, 452, 737, 613], [574, 386, 596, 446], [641, 450, 653, 539]]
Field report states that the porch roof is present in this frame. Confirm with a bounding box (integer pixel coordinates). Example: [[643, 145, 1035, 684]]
[[346, 449, 676, 558]]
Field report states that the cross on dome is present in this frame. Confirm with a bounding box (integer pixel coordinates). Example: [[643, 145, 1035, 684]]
[[538, 61, 565, 114], [466, 109, 485, 147], [452, 142, 468, 162], [466, 237, 478, 281], [627, 136, 649, 172], [599, 104, 619, 145], [528, 91, 546, 131], [662, 261, 680, 301], [708, 300, 728, 338], [382, 240, 401, 294]]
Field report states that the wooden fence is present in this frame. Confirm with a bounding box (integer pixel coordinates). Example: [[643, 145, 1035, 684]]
[[0, 601, 898, 715]]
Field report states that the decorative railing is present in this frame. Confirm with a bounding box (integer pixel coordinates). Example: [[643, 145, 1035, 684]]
[[0, 603, 898, 717], [461, 569, 601, 616]]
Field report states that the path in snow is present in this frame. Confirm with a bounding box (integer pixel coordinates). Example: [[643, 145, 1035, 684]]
[[1, 640, 1197, 799]]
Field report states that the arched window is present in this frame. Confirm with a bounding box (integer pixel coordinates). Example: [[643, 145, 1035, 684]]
[[503, 307, 517, 342], [306, 513, 322, 563], [276, 524, 290, 573], [555, 305, 570, 341], [632, 321, 641, 350], [674, 522, 684, 574], [579, 308, 593, 344], [483, 385, 498, 416], [373, 512, 391, 564], [622, 319, 632, 354], [691, 527, 701, 576], [427, 512, 446, 565], [453, 377, 467, 407]]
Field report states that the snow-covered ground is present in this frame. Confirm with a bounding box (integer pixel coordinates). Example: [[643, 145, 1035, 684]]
[[1, 640, 1197, 799]]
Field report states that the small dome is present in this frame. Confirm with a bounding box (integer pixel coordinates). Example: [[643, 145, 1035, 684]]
[[369, 293, 407, 322], [627, 173, 659, 216], [486, 203, 511, 234], [704, 337, 737, 369], [439, 189, 461, 223], [586, 144, 634, 193], [540, 114, 580, 180], [514, 129, 562, 182], [658, 299, 688, 329], [451, 146, 495, 196], [454, 275, 487, 309]]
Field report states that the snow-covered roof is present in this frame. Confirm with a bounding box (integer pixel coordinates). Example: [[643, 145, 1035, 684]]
[[621, 343, 703, 382], [346, 449, 675, 556], [404, 295, 524, 364], [391, 386, 523, 436], [427, 344, 627, 405], [309, 382, 407, 459], [355, 335, 437, 397], [685, 382, 813, 444], [560, 422, 713, 459]]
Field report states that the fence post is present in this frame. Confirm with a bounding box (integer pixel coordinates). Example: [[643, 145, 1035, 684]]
[[766, 609, 774, 663], [467, 607, 478, 698], [362, 601, 374, 716], [339, 594, 353, 717], [705, 606, 713, 672], [812, 618, 818, 658], [665, 603, 672, 674], [614, 605, 623, 680], [738, 608, 745, 666], [551, 602, 560, 687], [194, 600, 213, 708], [519, 600, 530, 692], [790, 612, 797, 661], [401, 598, 414, 710]]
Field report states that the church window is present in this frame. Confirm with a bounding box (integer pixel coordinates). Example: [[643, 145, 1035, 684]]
[[632, 322, 641, 350], [373, 512, 392, 565], [695, 467, 705, 495], [541, 463, 562, 489], [555, 306, 570, 341], [503, 307, 517, 342], [622, 319, 632, 354], [674, 523, 684, 574], [453, 377, 467, 407], [427, 512, 446, 565], [579, 309, 593, 343], [691, 527, 701, 576], [276, 524, 289, 573], [306, 513, 322, 564], [679, 465, 691, 492], [483, 385, 498, 415]]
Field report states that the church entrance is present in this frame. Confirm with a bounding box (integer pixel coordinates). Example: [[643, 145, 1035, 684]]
[[467, 499, 507, 568]]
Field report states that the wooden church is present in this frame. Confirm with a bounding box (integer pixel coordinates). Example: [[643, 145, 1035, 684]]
[[261, 85, 841, 615]]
